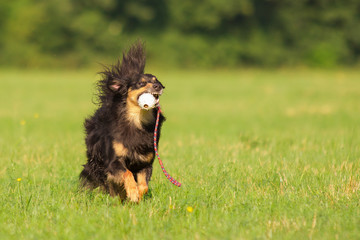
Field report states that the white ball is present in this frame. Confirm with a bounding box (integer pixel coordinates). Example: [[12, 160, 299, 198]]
[[138, 93, 156, 110]]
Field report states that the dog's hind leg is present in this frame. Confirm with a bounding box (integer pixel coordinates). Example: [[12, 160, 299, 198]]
[[107, 172, 127, 200], [79, 164, 100, 190]]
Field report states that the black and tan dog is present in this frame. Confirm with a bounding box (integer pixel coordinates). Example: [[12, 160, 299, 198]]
[[80, 42, 165, 202]]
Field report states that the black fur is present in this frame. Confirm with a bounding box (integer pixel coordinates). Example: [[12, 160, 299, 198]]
[[79, 42, 165, 202]]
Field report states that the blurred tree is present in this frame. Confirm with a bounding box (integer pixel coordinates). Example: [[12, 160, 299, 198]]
[[0, 0, 359, 67]]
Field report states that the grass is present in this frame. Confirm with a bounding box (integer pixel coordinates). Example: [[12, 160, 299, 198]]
[[0, 68, 359, 239]]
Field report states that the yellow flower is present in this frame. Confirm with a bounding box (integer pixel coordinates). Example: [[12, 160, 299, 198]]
[[34, 113, 39, 119], [20, 120, 26, 126], [186, 206, 193, 213], [17, 178, 22, 182]]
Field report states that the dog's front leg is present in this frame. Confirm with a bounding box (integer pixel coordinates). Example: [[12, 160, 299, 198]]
[[107, 159, 140, 202], [123, 169, 140, 202], [136, 166, 152, 199]]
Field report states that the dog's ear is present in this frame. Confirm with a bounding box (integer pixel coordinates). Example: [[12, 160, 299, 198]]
[[108, 78, 127, 92]]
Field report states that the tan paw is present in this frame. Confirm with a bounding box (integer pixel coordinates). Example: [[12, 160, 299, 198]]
[[138, 184, 148, 199], [127, 186, 140, 203]]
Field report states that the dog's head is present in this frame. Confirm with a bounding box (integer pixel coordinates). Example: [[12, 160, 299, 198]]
[[109, 73, 165, 109], [126, 74, 165, 108], [99, 42, 165, 110]]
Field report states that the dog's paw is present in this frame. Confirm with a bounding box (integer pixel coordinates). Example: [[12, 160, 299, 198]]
[[138, 184, 148, 199], [127, 186, 140, 203]]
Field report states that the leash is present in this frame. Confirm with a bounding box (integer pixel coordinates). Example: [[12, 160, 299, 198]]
[[154, 106, 181, 187]]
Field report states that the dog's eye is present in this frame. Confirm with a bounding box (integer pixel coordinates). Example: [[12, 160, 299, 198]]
[[137, 82, 146, 87]]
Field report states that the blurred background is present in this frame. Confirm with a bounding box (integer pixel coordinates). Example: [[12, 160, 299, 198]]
[[1, 2, 360, 238], [1, 0, 360, 69]]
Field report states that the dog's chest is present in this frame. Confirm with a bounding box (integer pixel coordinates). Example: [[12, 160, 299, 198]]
[[113, 138, 154, 164], [126, 105, 155, 129], [131, 151, 154, 163]]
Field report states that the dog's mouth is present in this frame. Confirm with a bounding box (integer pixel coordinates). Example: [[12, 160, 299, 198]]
[[148, 88, 162, 99], [152, 93, 160, 99], [150, 91, 161, 106], [136, 90, 162, 109]]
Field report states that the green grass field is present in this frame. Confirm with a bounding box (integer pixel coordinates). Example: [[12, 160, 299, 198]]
[[0, 68, 359, 239]]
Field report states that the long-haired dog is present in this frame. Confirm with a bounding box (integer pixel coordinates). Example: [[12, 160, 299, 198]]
[[80, 42, 165, 202]]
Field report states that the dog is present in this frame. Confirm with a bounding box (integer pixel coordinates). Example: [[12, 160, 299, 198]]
[[79, 42, 165, 202]]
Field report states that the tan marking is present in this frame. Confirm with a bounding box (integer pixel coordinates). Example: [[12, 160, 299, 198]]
[[127, 86, 147, 106], [152, 77, 156, 81], [113, 141, 128, 157], [123, 170, 139, 202], [137, 171, 148, 199], [126, 85, 155, 128], [136, 152, 154, 163], [140, 109, 155, 125]]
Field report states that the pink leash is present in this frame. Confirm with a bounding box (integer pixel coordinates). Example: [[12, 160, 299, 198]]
[[154, 106, 181, 187]]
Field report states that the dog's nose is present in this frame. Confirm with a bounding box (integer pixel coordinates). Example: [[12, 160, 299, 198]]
[[153, 83, 162, 91]]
